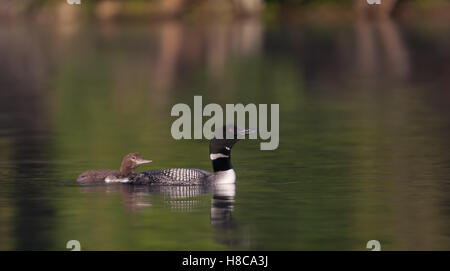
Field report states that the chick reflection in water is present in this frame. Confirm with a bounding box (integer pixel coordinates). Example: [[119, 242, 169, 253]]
[[79, 183, 248, 248]]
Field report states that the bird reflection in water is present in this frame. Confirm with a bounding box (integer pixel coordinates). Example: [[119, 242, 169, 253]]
[[210, 183, 249, 247], [79, 183, 248, 248]]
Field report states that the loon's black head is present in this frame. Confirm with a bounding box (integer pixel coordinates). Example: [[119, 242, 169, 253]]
[[209, 125, 253, 172], [209, 125, 252, 155]]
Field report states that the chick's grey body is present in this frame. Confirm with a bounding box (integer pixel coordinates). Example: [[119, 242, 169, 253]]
[[78, 169, 120, 183], [129, 168, 212, 185], [76, 152, 151, 184]]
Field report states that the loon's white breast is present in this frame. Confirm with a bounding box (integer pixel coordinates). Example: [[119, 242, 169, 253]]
[[213, 169, 236, 185]]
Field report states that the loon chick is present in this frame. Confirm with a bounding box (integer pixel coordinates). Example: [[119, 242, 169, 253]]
[[77, 152, 152, 184], [128, 125, 252, 185]]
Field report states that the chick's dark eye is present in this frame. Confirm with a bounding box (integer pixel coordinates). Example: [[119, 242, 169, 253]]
[[131, 156, 136, 160]]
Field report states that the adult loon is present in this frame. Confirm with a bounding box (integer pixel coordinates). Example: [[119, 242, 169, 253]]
[[127, 125, 252, 185], [76, 152, 152, 184]]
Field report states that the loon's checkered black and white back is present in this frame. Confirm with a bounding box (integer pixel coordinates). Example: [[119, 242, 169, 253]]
[[129, 168, 212, 185]]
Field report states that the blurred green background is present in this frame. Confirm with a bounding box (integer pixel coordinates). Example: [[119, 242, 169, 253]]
[[0, 0, 450, 250]]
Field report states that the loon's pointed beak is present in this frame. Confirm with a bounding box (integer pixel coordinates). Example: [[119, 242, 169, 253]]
[[238, 128, 256, 135], [136, 158, 152, 165]]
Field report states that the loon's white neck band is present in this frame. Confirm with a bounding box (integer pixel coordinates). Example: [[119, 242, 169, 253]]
[[210, 153, 229, 160]]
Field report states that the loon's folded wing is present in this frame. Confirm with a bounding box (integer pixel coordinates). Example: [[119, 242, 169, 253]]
[[130, 168, 212, 185]]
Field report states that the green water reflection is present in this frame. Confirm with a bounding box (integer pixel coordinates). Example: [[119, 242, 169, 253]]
[[0, 18, 449, 250]]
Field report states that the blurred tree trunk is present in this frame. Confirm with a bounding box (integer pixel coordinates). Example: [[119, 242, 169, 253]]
[[95, 0, 121, 20], [160, 0, 185, 16], [354, 0, 409, 82], [355, 0, 399, 19], [232, 0, 263, 15], [161, 0, 263, 15]]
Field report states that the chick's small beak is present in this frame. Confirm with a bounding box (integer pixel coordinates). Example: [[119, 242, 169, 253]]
[[136, 158, 152, 165]]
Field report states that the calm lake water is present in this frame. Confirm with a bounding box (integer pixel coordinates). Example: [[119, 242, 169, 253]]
[[0, 17, 449, 250]]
